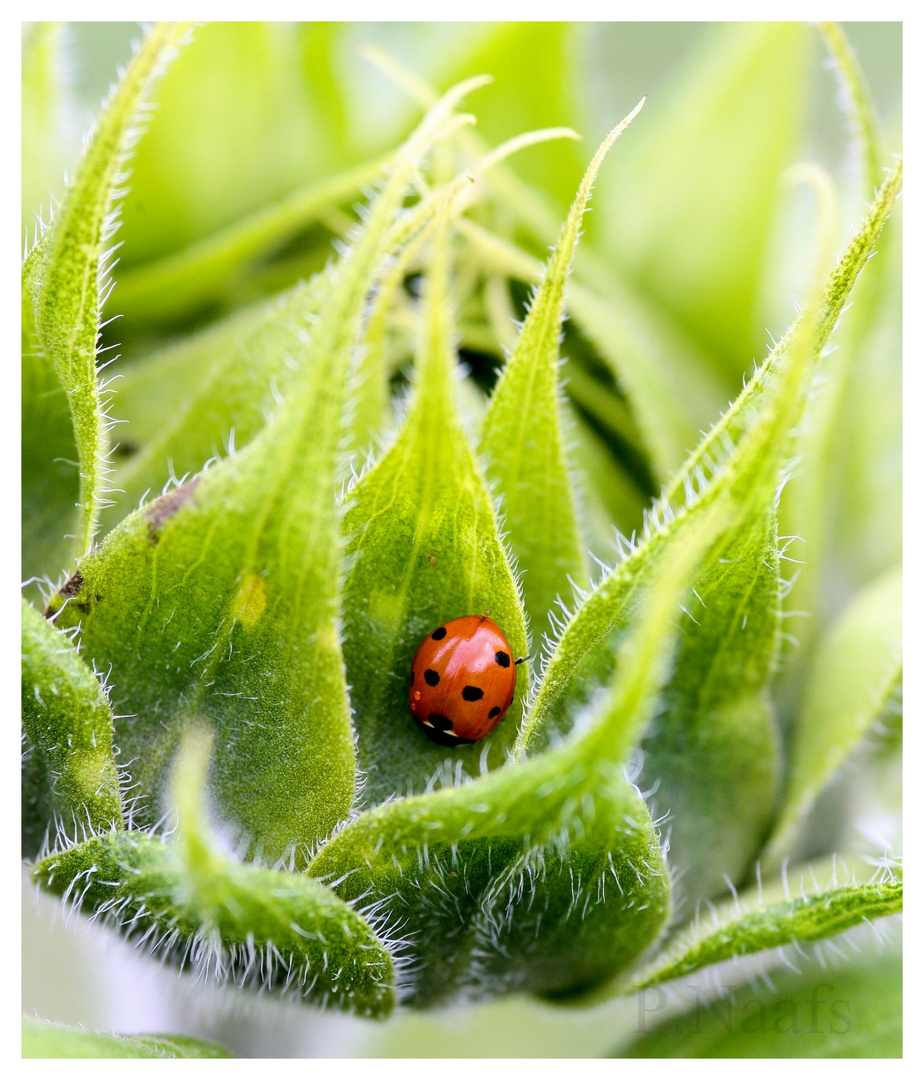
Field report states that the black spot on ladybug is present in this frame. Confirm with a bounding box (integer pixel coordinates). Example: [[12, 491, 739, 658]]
[[431, 626, 447, 640], [461, 685, 484, 701], [422, 727, 476, 747], [488, 706, 501, 718], [427, 713, 453, 731], [495, 651, 511, 667], [424, 669, 440, 686], [409, 671, 415, 686]]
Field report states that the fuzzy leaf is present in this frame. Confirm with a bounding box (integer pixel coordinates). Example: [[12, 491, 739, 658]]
[[479, 108, 643, 638], [830, 200, 902, 588], [22, 1018, 232, 1059], [340, 227, 528, 806], [457, 218, 726, 481], [22, 23, 191, 559], [31, 729, 397, 1017], [618, 935, 902, 1058], [45, 78, 499, 864], [364, 46, 724, 482], [765, 567, 902, 866], [21, 599, 123, 855], [353, 126, 579, 450], [516, 160, 894, 906], [32, 798, 396, 1018], [775, 55, 898, 641], [45, 342, 358, 861], [595, 22, 811, 381], [628, 866, 902, 990], [642, 512, 782, 909], [313, 508, 724, 1004], [545, 157, 900, 753]]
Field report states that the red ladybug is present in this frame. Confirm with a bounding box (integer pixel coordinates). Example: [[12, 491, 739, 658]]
[[409, 615, 521, 746]]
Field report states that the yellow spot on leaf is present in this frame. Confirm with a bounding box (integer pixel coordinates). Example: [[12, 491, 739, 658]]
[[231, 573, 267, 629], [317, 620, 340, 653]]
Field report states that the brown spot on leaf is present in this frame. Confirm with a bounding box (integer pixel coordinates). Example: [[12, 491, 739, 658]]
[[45, 570, 87, 618], [146, 476, 201, 541], [60, 571, 84, 598]]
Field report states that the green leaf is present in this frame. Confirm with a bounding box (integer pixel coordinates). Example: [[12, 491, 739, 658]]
[[364, 43, 722, 483], [829, 199, 902, 588], [765, 566, 902, 866], [22, 275, 80, 591], [479, 107, 643, 639], [641, 512, 782, 908], [434, 23, 584, 211], [32, 730, 396, 1018], [819, 22, 886, 200], [22, 23, 191, 561], [102, 271, 331, 530], [617, 933, 901, 1058], [595, 22, 812, 381], [22, 22, 65, 238], [628, 865, 901, 990], [340, 225, 528, 806], [662, 160, 902, 519], [775, 44, 900, 629], [566, 402, 649, 552], [22, 1017, 232, 1059], [516, 158, 893, 905], [21, 599, 123, 855], [353, 125, 579, 451], [313, 512, 722, 1004], [117, 24, 344, 271], [45, 77, 499, 864], [114, 156, 386, 325], [457, 218, 726, 482]]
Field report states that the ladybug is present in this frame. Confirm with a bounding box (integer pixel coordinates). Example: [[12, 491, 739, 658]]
[[409, 615, 522, 747]]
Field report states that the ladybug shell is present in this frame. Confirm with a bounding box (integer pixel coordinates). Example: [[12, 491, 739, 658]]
[[409, 615, 517, 747]]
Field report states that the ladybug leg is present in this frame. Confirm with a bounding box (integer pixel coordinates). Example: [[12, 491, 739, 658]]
[[514, 655, 530, 666]]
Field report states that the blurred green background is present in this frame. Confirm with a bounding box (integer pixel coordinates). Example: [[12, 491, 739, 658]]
[[22, 21, 901, 1057]]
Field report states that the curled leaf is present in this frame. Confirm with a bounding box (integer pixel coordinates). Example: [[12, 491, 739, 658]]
[[22, 23, 192, 558], [21, 599, 123, 855], [628, 864, 902, 991], [32, 730, 396, 1018]]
